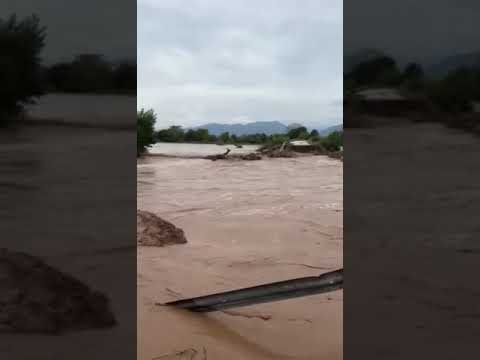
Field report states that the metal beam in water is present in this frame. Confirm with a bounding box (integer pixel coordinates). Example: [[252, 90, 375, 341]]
[[164, 268, 343, 312]]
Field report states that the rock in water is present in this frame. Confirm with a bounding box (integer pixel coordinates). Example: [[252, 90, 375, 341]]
[[0, 248, 116, 333], [137, 210, 187, 247]]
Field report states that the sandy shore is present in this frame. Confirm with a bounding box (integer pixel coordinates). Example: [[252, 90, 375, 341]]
[[137, 156, 343, 360]]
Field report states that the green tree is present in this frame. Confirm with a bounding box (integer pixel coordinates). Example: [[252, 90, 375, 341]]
[[310, 129, 319, 137], [208, 134, 217, 143], [156, 126, 185, 142], [0, 14, 46, 123], [287, 126, 309, 139], [184, 129, 196, 142], [267, 133, 289, 145], [321, 131, 343, 151], [195, 128, 210, 142], [219, 132, 231, 143], [137, 109, 156, 155]]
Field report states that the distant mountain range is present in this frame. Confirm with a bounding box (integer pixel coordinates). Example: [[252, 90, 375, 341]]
[[192, 121, 287, 136], [191, 121, 342, 136], [319, 124, 343, 136]]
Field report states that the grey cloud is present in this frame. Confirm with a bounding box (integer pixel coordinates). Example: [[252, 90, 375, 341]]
[[138, 0, 342, 129]]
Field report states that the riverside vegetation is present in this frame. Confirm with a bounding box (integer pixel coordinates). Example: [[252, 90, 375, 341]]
[[136, 109, 343, 157]]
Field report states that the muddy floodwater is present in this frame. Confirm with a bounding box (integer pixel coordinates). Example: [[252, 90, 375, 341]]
[[148, 142, 260, 157], [137, 155, 343, 360]]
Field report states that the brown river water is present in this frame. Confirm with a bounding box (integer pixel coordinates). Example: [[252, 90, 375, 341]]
[[137, 154, 343, 360], [2, 95, 342, 359]]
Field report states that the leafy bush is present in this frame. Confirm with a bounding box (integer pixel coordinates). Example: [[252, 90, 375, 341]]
[[0, 14, 46, 123], [157, 126, 186, 142], [219, 132, 231, 143], [152, 126, 338, 147], [287, 126, 309, 139], [238, 133, 268, 144], [137, 109, 156, 155], [267, 134, 289, 145]]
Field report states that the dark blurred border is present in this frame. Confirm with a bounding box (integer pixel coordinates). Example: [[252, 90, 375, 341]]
[[344, 1, 480, 358], [0, 1, 136, 359]]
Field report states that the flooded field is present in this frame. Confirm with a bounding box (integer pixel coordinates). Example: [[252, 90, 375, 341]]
[[137, 155, 344, 360]]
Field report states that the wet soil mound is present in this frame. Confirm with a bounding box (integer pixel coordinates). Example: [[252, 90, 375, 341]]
[[258, 144, 298, 158], [205, 152, 263, 161], [137, 210, 187, 247], [0, 248, 116, 333]]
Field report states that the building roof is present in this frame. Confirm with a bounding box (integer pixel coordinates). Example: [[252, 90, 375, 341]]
[[289, 140, 310, 146]]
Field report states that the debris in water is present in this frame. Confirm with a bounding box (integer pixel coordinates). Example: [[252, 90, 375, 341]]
[[240, 153, 262, 161], [153, 347, 208, 360], [204, 148, 231, 161], [221, 310, 272, 321], [137, 210, 187, 247]]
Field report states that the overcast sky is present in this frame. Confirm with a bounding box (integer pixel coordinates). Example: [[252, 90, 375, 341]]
[[138, 0, 343, 129]]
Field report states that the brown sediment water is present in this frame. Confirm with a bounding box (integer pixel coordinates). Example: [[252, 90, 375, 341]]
[[137, 155, 343, 360]]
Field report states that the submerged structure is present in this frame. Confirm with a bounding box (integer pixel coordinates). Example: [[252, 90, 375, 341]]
[[164, 268, 343, 312]]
